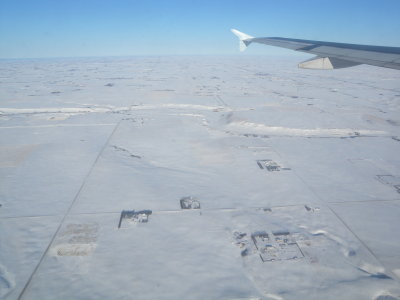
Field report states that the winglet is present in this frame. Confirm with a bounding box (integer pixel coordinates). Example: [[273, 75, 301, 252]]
[[231, 29, 254, 52]]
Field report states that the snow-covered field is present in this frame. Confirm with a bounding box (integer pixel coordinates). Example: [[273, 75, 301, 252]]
[[1, 56, 400, 300]]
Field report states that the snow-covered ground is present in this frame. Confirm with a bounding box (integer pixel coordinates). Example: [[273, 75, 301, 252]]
[[1, 56, 400, 300]]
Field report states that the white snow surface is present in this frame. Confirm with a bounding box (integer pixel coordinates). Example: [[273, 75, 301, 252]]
[[0, 56, 400, 299]]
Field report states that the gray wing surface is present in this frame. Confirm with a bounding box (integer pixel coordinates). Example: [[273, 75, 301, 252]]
[[231, 29, 400, 70]]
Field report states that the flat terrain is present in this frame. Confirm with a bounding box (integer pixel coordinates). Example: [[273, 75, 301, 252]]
[[1, 56, 400, 300]]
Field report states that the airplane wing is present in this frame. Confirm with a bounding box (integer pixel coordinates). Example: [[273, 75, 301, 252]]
[[231, 29, 400, 70]]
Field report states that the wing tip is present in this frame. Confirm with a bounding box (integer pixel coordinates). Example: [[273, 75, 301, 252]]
[[231, 29, 254, 52], [231, 29, 254, 40]]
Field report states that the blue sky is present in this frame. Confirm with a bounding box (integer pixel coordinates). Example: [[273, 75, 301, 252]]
[[1, 0, 400, 58]]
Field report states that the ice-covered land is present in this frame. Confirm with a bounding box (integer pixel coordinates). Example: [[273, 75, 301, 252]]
[[1, 56, 400, 300]]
